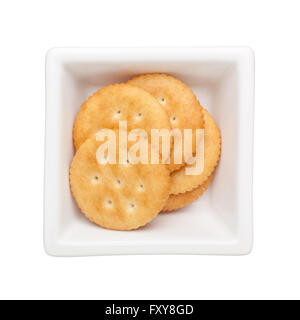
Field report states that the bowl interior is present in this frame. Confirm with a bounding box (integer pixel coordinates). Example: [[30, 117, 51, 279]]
[[57, 58, 240, 246]]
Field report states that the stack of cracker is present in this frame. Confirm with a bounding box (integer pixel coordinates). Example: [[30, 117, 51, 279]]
[[70, 74, 221, 230]]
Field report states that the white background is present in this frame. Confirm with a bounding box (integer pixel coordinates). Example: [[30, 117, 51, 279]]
[[0, 0, 299, 300]]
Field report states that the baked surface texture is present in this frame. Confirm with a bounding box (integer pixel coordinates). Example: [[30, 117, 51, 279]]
[[70, 134, 171, 230]]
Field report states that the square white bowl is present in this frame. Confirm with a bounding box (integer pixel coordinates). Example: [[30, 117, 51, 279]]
[[44, 47, 254, 257]]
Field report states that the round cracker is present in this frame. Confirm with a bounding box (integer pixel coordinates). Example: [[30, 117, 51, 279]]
[[70, 134, 170, 231], [73, 83, 171, 150], [162, 174, 214, 212], [127, 74, 204, 170], [170, 109, 221, 195]]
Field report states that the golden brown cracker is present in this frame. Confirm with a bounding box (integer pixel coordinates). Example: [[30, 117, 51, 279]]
[[127, 74, 204, 170], [162, 174, 214, 212], [73, 83, 171, 150], [70, 134, 171, 231], [170, 109, 221, 195]]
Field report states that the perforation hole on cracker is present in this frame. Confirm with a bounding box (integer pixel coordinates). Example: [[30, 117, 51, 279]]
[[91, 174, 100, 184], [158, 97, 166, 105], [171, 115, 177, 122], [138, 183, 144, 190], [106, 199, 113, 207], [115, 110, 122, 117], [129, 202, 136, 210]]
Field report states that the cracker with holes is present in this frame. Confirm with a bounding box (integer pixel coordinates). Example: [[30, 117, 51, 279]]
[[162, 174, 214, 212], [127, 73, 204, 170], [170, 109, 221, 195], [70, 134, 171, 231], [73, 83, 171, 151]]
